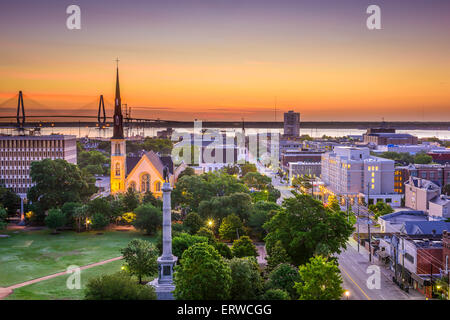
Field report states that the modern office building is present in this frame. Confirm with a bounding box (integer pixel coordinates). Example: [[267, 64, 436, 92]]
[[321, 146, 401, 206], [0, 134, 77, 198], [283, 111, 300, 137]]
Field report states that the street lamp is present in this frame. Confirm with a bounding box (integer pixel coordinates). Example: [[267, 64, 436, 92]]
[[345, 290, 350, 300], [207, 219, 214, 228]]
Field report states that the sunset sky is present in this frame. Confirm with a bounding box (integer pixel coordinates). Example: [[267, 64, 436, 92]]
[[1, 0, 449, 121]]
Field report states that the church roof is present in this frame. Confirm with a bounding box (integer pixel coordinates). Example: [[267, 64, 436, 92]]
[[125, 150, 173, 178]]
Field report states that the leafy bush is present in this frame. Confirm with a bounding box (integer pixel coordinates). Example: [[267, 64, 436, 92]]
[[213, 241, 233, 259], [84, 272, 157, 300], [172, 233, 209, 258], [0, 207, 7, 230], [261, 289, 290, 300], [45, 208, 66, 233], [184, 212, 204, 234], [133, 203, 162, 235], [231, 236, 258, 258], [91, 212, 109, 230], [228, 257, 264, 300], [266, 263, 300, 299]]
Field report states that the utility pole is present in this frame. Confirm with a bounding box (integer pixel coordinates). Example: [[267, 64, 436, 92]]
[[357, 203, 360, 253], [430, 264, 433, 298], [367, 182, 372, 262], [401, 235, 405, 286]]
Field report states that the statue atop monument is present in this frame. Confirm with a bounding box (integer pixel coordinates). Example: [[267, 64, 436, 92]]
[[163, 165, 170, 182]]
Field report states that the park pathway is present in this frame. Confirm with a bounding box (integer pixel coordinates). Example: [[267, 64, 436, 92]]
[[0, 256, 123, 300]]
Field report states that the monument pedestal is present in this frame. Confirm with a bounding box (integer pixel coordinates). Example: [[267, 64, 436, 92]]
[[148, 182, 177, 300]]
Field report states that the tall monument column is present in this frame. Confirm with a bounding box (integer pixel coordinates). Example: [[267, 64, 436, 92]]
[[149, 180, 177, 300]]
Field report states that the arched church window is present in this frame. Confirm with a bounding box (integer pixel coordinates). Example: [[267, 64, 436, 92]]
[[155, 181, 161, 192], [141, 174, 150, 192], [115, 162, 121, 176], [129, 181, 136, 191], [115, 143, 121, 155]]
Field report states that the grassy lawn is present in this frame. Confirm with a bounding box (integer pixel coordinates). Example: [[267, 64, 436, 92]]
[[5, 259, 123, 300], [0, 229, 155, 287]]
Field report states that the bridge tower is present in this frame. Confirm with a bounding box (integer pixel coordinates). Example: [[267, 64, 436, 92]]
[[17, 91, 25, 131]]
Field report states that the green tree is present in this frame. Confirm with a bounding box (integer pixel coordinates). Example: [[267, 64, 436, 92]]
[[327, 194, 341, 212], [264, 194, 354, 266], [172, 233, 208, 258], [248, 201, 280, 240], [173, 173, 248, 212], [174, 242, 232, 300], [228, 257, 263, 300], [142, 191, 162, 208], [196, 227, 215, 242], [219, 213, 244, 241], [73, 204, 88, 232], [177, 167, 196, 180], [242, 172, 271, 190], [223, 165, 240, 176], [91, 212, 110, 230], [123, 187, 140, 212], [294, 256, 344, 300], [61, 202, 82, 227], [0, 186, 20, 217], [414, 152, 433, 164], [213, 241, 233, 259], [87, 197, 111, 219], [231, 235, 258, 258], [121, 239, 159, 284], [369, 201, 394, 219], [184, 212, 204, 234], [443, 184, 450, 196], [266, 263, 300, 299], [44, 208, 66, 234], [261, 289, 290, 300], [133, 203, 162, 235], [84, 272, 157, 300], [28, 159, 97, 211], [0, 207, 7, 230], [240, 163, 257, 177], [266, 240, 291, 273]]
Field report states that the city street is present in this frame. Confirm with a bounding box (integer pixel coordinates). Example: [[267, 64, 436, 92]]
[[338, 238, 424, 300], [256, 163, 294, 204]]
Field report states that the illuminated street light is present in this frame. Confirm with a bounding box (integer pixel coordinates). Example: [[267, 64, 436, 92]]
[[345, 290, 350, 300]]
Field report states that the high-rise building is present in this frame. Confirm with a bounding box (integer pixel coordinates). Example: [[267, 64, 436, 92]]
[[283, 111, 300, 137], [0, 134, 77, 197], [321, 146, 402, 206]]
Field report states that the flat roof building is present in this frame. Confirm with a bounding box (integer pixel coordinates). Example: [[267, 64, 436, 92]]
[[0, 134, 77, 198]]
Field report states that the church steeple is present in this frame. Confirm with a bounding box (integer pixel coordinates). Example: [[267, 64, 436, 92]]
[[112, 60, 124, 139]]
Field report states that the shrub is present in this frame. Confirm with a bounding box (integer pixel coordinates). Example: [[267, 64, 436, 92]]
[[45, 208, 66, 233], [84, 272, 157, 300], [133, 203, 162, 235], [261, 289, 290, 300], [196, 227, 215, 242], [231, 236, 258, 258], [91, 212, 109, 230], [184, 212, 204, 234], [0, 207, 7, 230], [121, 212, 136, 224], [213, 241, 233, 259], [172, 233, 209, 258], [266, 263, 301, 299], [228, 257, 264, 300]]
